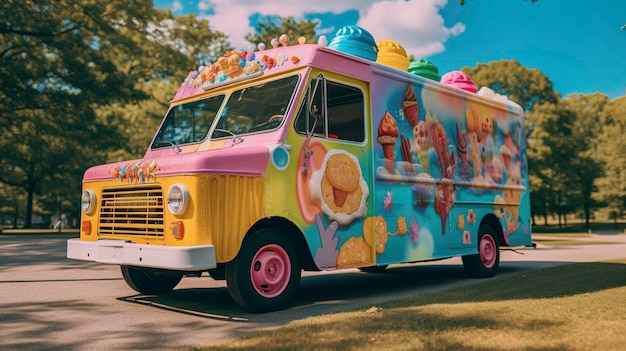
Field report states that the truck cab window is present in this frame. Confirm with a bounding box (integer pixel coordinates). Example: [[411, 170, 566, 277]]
[[152, 94, 225, 148], [295, 78, 365, 143], [212, 75, 300, 138]]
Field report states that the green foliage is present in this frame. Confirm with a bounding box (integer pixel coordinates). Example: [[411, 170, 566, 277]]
[[465, 59, 620, 226], [245, 16, 318, 48], [462, 59, 559, 113], [0, 0, 228, 227], [526, 93, 614, 227], [595, 97, 626, 218]]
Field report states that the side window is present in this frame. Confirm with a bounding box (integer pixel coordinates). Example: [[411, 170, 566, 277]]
[[295, 77, 365, 143], [326, 82, 365, 142]]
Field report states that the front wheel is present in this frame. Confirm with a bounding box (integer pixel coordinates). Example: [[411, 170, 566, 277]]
[[225, 230, 301, 313], [462, 225, 500, 278], [120, 265, 183, 295], [358, 265, 388, 273]]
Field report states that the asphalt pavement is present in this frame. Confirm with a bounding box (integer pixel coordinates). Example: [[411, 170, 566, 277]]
[[0, 231, 624, 350]]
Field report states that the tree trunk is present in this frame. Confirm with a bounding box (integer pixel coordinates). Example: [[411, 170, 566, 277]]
[[25, 181, 34, 229], [584, 202, 591, 230]]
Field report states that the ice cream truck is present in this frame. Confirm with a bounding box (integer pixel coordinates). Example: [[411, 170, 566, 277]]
[[67, 25, 532, 313]]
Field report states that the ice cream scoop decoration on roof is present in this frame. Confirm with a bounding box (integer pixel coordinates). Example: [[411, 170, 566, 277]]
[[408, 59, 440, 81], [328, 25, 378, 61], [376, 39, 410, 71], [440, 70, 477, 93]]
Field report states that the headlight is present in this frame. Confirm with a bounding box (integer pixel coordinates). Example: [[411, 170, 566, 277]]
[[81, 190, 96, 214], [167, 184, 190, 215]]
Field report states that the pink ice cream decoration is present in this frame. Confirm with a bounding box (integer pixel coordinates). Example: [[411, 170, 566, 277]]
[[441, 70, 477, 93]]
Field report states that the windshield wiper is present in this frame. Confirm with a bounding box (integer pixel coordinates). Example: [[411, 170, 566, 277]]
[[152, 140, 181, 153]]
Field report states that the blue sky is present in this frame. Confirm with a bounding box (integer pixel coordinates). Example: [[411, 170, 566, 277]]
[[154, 0, 626, 100]]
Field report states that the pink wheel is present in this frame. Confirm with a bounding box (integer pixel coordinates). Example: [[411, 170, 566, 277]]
[[462, 224, 500, 278], [250, 244, 292, 298], [479, 234, 497, 269], [225, 230, 301, 313]]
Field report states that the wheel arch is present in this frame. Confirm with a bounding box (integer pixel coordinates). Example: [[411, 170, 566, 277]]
[[242, 216, 318, 271], [479, 213, 506, 247]]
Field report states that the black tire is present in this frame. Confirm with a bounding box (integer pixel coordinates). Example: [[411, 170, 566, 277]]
[[120, 265, 183, 295], [358, 265, 388, 273], [225, 229, 301, 313], [208, 264, 226, 280], [462, 224, 500, 278]]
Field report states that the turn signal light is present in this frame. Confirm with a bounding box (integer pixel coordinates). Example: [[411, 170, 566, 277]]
[[81, 220, 92, 236], [171, 221, 184, 240]]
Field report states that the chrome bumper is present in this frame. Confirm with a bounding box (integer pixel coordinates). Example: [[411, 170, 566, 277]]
[[67, 238, 216, 271]]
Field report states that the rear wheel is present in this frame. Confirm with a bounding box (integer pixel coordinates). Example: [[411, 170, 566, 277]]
[[120, 265, 183, 294], [225, 230, 301, 313], [462, 224, 500, 278]]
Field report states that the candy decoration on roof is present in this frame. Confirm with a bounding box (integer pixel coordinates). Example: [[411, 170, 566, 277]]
[[376, 39, 410, 71], [279, 34, 289, 46], [174, 28, 489, 102], [328, 25, 378, 61]]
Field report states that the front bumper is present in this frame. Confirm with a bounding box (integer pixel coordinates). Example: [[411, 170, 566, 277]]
[[67, 238, 216, 271]]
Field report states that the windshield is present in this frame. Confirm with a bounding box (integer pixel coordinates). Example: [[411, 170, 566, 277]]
[[211, 75, 300, 138], [152, 94, 225, 148], [152, 75, 300, 149]]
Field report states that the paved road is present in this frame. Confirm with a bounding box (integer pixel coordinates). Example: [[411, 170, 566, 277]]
[[1, 233, 625, 351]]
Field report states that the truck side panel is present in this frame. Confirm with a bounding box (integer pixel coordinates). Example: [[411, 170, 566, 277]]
[[369, 67, 531, 265]]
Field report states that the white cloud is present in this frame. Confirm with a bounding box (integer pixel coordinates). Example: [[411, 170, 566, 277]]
[[357, 0, 465, 57], [171, 0, 183, 13], [195, 0, 464, 57]]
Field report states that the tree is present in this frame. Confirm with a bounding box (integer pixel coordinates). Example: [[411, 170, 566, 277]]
[[96, 10, 230, 162], [595, 96, 626, 225], [0, 1, 229, 227], [526, 102, 573, 226], [561, 93, 609, 228], [1, 0, 142, 227], [462, 59, 559, 113], [526, 94, 609, 228], [245, 16, 318, 48]]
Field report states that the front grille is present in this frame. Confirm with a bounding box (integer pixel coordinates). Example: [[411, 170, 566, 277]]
[[99, 185, 165, 237]]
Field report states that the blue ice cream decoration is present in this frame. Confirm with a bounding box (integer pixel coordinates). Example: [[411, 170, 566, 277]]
[[328, 25, 378, 62]]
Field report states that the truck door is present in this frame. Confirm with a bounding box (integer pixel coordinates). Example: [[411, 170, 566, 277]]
[[293, 71, 375, 270]]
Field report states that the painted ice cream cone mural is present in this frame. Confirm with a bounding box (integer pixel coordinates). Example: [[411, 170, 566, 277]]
[[435, 178, 455, 234], [427, 113, 457, 179], [426, 113, 457, 233], [456, 121, 472, 180], [403, 84, 419, 127], [413, 120, 432, 174], [309, 150, 369, 226], [377, 111, 399, 173], [466, 105, 484, 182]]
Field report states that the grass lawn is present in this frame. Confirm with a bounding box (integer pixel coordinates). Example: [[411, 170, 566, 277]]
[[195, 258, 626, 351], [532, 220, 625, 234]]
